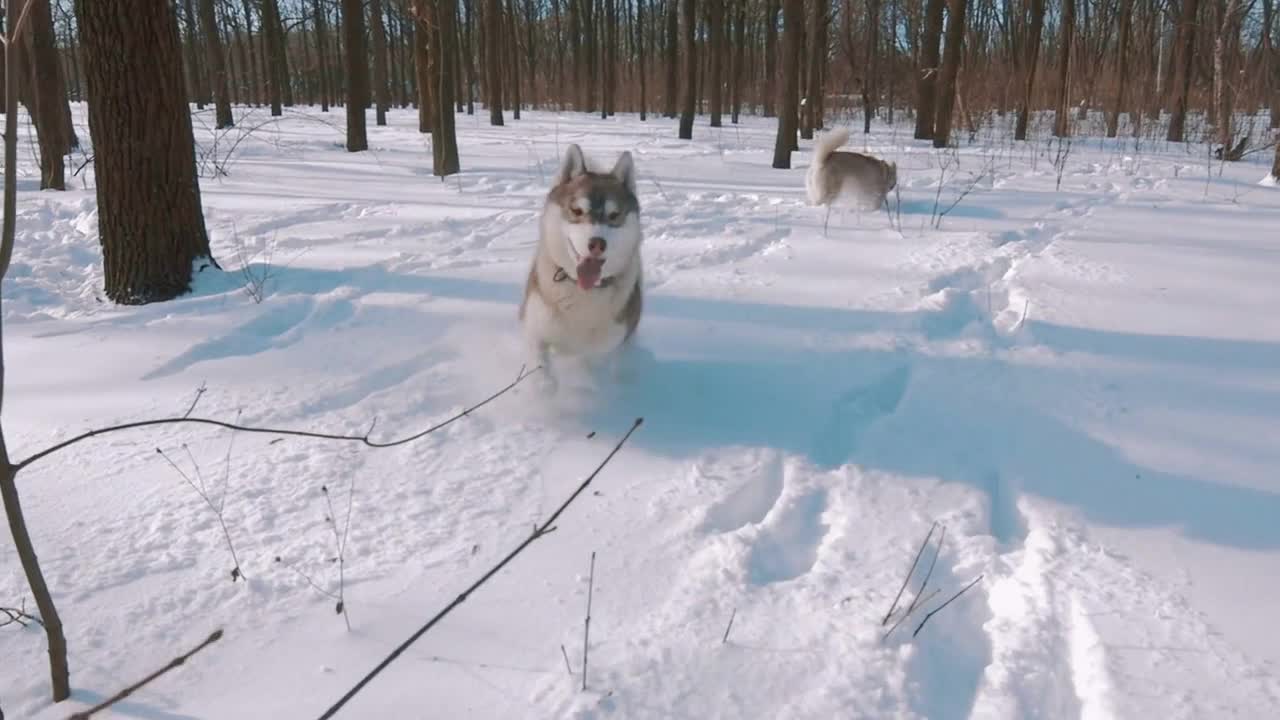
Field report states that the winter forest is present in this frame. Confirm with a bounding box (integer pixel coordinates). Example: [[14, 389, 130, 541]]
[[1, 0, 1279, 717]]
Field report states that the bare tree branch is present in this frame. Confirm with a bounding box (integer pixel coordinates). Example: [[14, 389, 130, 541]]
[[16, 365, 541, 473]]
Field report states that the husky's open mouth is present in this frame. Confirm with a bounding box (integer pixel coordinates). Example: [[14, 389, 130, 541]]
[[565, 238, 605, 290]]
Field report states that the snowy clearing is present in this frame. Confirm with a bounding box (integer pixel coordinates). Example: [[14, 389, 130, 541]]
[[3, 103, 1280, 719]]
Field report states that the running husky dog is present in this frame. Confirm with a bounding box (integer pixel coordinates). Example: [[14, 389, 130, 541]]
[[519, 144, 644, 387], [805, 127, 897, 233]]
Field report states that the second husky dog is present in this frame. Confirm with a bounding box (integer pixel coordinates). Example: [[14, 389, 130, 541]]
[[806, 127, 897, 232], [519, 144, 644, 387]]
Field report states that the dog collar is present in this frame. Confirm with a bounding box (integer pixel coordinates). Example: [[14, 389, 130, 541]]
[[554, 266, 615, 288]]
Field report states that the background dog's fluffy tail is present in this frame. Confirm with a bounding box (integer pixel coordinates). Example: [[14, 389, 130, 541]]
[[805, 127, 850, 205], [812, 127, 850, 168]]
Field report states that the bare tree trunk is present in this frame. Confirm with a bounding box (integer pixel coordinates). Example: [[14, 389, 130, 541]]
[[932, 0, 968, 147], [1272, 130, 1280, 176], [16, 0, 73, 189], [1212, 0, 1242, 148], [1016, 0, 1046, 140], [1106, 0, 1133, 137], [198, 0, 234, 127], [665, 0, 678, 116], [730, 0, 745, 122], [313, 0, 332, 112], [262, 0, 285, 115], [180, 0, 209, 107], [240, 0, 261, 106], [639, 0, 649, 119], [678, 0, 696, 137], [412, 0, 434, 131], [486, 0, 505, 124], [1053, 0, 1074, 137], [508, 0, 522, 119], [708, 0, 724, 126], [1166, 0, 1201, 141], [915, 0, 945, 139], [863, 0, 880, 133], [763, 0, 778, 116], [433, 0, 460, 174], [77, 0, 217, 304], [343, 0, 369, 150], [371, 0, 391, 125], [772, 0, 800, 167], [801, 0, 820, 138]]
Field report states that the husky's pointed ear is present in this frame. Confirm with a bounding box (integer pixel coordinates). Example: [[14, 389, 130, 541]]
[[611, 151, 637, 195], [555, 144, 588, 186]]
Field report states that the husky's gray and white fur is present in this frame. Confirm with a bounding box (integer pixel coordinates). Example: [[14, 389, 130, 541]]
[[806, 127, 898, 214], [519, 143, 644, 383]]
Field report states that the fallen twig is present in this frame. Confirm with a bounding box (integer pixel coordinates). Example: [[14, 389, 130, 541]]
[[582, 551, 596, 692], [65, 629, 223, 720], [881, 521, 938, 626], [314, 417, 644, 719], [912, 575, 985, 638]]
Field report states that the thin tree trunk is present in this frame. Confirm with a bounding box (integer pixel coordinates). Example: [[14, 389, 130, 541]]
[[730, 0, 745, 122], [638, 0, 649, 119], [343, 0, 369, 149], [772, 0, 801, 167], [763, 0, 778, 116], [262, 0, 284, 115], [412, 0, 434, 130], [678, 0, 696, 137], [180, 0, 209, 107], [932, 0, 969, 147], [708, 0, 724, 126], [486, 0, 505, 123], [1166, 0, 1201, 141], [1213, 0, 1242, 148], [1053, 0, 1074, 137], [1106, 0, 1133, 137], [371, 0, 391, 124], [1016, 0, 1046, 140], [314, 0, 332, 111], [433, 0, 461, 174], [509, 0, 522, 119], [915, 0, 945, 139], [862, 0, 880, 133], [664, 0, 678, 116], [198, 0, 234, 127], [801, 0, 820, 138]]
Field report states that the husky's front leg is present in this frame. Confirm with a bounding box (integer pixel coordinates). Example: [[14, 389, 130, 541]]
[[527, 339, 559, 394]]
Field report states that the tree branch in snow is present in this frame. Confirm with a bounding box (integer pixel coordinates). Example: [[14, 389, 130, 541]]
[[906, 524, 947, 617], [582, 550, 597, 691], [65, 629, 224, 720], [721, 607, 737, 644], [881, 520, 939, 626], [912, 574, 985, 638], [15, 365, 542, 473], [1, 600, 43, 628], [314, 417, 644, 720]]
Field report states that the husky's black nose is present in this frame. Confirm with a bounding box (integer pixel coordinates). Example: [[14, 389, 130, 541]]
[[588, 237, 607, 256]]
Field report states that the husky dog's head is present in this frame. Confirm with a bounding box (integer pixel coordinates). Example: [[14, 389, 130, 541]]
[[543, 144, 642, 290]]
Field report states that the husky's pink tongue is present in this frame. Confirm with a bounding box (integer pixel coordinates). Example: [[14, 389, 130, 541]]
[[576, 257, 604, 290]]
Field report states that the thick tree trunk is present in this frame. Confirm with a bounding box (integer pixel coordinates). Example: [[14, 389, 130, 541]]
[[915, 0, 945, 139], [801, 0, 821, 138], [678, 0, 696, 137], [708, 0, 723, 126], [343, 0, 369, 150], [486, 0, 505, 124], [1053, 0, 1074, 137], [240, 0, 262, 106], [1166, 0, 1201, 142], [1212, 0, 1242, 149], [932, 0, 968, 148], [371, 0, 391, 125], [77, 0, 216, 304], [1106, 0, 1133, 137], [198, 0, 234, 127], [1272, 131, 1280, 177], [771, 0, 800, 167], [1016, 0, 1046, 140]]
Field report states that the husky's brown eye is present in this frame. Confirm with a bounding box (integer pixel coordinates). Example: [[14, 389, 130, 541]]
[[608, 211, 620, 222], [571, 206, 585, 218]]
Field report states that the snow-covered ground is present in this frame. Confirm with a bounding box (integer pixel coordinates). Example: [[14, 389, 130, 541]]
[[3, 103, 1279, 719]]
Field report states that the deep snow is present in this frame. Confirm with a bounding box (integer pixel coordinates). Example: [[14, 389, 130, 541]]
[[2, 103, 1279, 719]]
